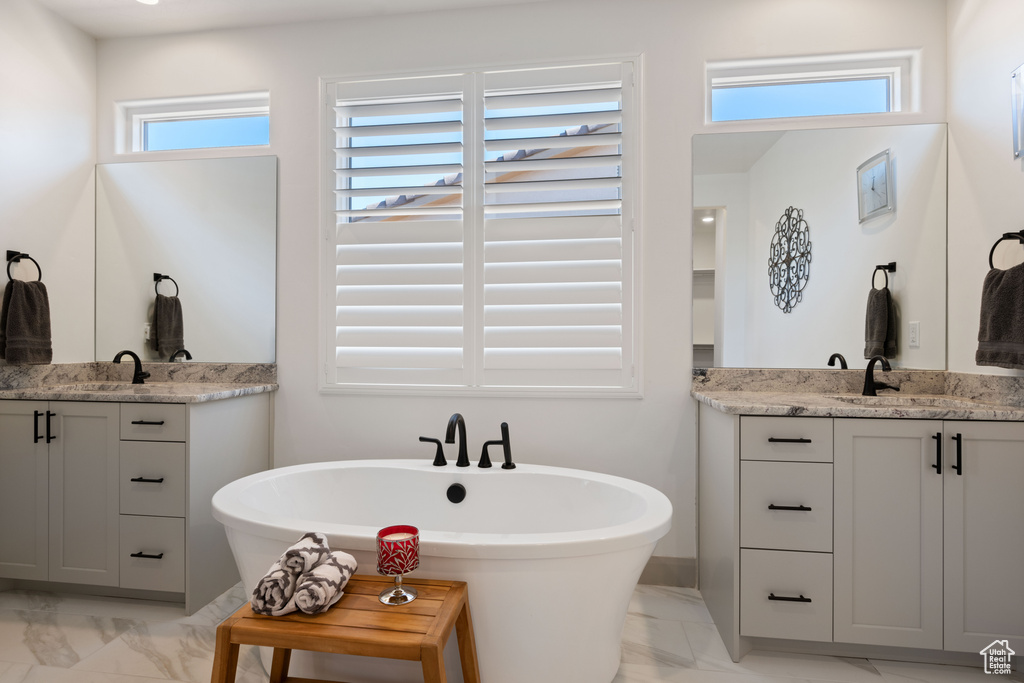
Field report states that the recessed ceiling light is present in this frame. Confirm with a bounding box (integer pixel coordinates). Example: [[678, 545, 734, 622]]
[[137, 0, 159, 5], [702, 216, 714, 223]]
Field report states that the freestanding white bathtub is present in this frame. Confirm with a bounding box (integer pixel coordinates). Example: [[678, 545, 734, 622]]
[[212, 459, 672, 683]]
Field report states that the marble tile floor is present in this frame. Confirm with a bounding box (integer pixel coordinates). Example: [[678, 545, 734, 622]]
[[0, 583, 1018, 683]]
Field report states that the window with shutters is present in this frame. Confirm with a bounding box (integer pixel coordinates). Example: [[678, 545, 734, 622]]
[[321, 61, 639, 395]]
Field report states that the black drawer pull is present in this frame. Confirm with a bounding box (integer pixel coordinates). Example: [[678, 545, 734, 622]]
[[768, 504, 812, 511], [129, 551, 164, 559], [951, 433, 963, 475], [769, 593, 812, 603], [131, 420, 165, 426], [130, 476, 165, 483], [767, 437, 811, 444]]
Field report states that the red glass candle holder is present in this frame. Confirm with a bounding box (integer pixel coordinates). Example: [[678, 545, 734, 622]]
[[376, 525, 419, 605]]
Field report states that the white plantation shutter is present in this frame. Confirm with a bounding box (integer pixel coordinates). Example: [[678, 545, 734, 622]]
[[325, 62, 637, 393]]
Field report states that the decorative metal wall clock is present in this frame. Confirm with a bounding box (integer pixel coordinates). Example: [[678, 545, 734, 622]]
[[768, 206, 811, 313]]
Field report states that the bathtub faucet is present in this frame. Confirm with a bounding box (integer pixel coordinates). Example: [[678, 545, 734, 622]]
[[445, 413, 470, 467], [479, 422, 515, 469]]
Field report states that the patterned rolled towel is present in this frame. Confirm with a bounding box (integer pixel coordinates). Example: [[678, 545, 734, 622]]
[[250, 532, 332, 616], [293, 551, 358, 615]]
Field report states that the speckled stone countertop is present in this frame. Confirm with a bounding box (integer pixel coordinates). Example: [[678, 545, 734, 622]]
[[0, 362, 277, 404], [692, 368, 1024, 421]]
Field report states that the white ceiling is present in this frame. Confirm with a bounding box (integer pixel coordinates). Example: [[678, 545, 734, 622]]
[[34, 0, 549, 39]]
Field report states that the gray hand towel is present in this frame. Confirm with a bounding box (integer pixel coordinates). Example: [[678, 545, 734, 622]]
[[976, 262, 1024, 369], [153, 293, 184, 359], [864, 286, 897, 359], [0, 280, 52, 365]]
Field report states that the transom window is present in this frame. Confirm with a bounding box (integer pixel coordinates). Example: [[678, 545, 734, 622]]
[[322, 61, 639, 395], [117, 91, 270, 153], [707, 51, 918, 123]]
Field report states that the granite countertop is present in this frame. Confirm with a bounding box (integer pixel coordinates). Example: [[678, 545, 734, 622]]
[[0, 381, 277, 404], [691, 388, 1024, 421], [691, 368, 1024, 421]]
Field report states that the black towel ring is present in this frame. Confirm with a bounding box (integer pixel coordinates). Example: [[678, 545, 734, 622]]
[[988, 231, 1024, 269], [871, 261, 896, 289], [6, 251, 42, 283], [154, 272, 179, 297]]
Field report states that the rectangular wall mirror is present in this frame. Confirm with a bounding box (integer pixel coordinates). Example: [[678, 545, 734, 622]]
[[96, 156, 278, 363], [692, 123, 947, 370]]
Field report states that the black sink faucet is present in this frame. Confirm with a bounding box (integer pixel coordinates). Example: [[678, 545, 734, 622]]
[[169, 348, 192, 362], [828, 353, 848, 369], [863, 355, 899, 396], [113, 350, 150, 384], [445, 413, 470, 467]]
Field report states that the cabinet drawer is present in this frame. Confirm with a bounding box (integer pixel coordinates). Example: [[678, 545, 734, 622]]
[[741, 548, 832, 642], [119, 515, 185, 593], [741, 416, 832, 462], [120, 404, 186, 442], [120, 442, 186, 517], [741, 461, 833, 552]]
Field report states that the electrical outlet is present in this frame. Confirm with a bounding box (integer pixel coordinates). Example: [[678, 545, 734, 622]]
[[143, 323, 152, 341], [909, 321, 920, 348]]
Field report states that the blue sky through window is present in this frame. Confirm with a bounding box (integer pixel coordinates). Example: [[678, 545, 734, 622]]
[[144, 115, 269, 151], [711, 78, 890, 122]]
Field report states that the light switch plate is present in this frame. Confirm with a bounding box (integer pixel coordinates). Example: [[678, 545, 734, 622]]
[[909, 321, 920, 348]]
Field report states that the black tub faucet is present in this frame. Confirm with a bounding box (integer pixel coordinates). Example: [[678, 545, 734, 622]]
[[863, 355, 899, 396], [445, 413, 470, 467], [113, 350, 150, 384], [828, 353, 848, 369], [479, 422, 515, 469]]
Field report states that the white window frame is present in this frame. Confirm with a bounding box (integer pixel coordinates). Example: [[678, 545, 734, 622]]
[[115, 91, 270, 154], [319, 59, 642, 398], [705, 50, 920, 124]]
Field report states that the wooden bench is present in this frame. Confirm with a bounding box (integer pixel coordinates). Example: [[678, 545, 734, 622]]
[[211, 575, 481, 683]]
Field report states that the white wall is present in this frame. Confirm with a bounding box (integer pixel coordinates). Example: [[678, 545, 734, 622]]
[[0, 0, 95, 363], [94, 0, 947, 565], [947, 0, 1024, 375]]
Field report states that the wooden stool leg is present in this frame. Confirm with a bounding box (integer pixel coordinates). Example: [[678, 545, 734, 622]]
[[211, 614, 243, 683], [421, 641, 447, 683], [455, 602, 481, 683], [269, 648, 292, 683]]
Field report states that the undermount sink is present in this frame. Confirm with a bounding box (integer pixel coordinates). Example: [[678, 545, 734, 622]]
[[826, 394, 988, 409]]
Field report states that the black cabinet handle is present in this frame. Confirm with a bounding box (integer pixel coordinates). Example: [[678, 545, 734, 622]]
[[768, 593, 812, 603], [767, 437, 812, 443], [131, 420, 165, 426], [33, 410, 43, 443], [768, 504, 812, 511], [130, 477, 165, 483], [45, 411, 55, 443], [129, 551, 164, 559], [931, 433, 942, 473], [951, 433, 963, 476]]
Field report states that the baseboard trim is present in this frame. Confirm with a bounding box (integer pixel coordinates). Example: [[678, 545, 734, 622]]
[[639, 555, 696, 587]]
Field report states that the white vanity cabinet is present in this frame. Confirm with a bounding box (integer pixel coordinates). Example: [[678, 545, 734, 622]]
[[0, 393, 270, 614], [833, 418, 944, 650], [942, 421, 1024, 653], [0, 401, 120, 586], [699, 405, 1024, 662]]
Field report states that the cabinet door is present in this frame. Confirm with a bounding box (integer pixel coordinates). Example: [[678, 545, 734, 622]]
[[48, 402, 120, 586], [0, 401, 49, 580], [834, 418, 943, 649], [943, 421, 1024, 654]]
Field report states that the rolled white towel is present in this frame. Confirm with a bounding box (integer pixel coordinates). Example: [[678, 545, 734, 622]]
[[294, 551, 358, 615], [250, 531, 331, 616], [280, 531, 331, 575]]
